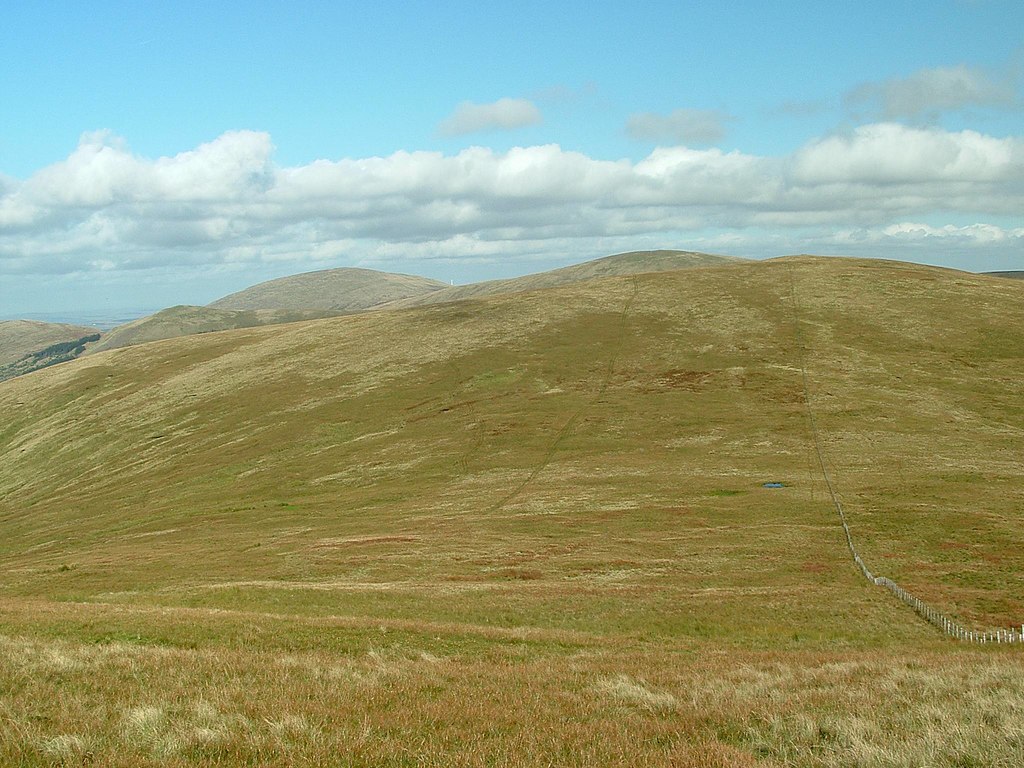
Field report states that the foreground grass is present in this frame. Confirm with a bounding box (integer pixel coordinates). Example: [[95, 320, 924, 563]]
[[1, 600, 1022, 766]]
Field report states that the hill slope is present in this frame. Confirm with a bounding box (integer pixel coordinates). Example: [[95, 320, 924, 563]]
[[0, 320, 99, 367], [0, 320, 101, 381], [377, 249, 742, 308], [3, 255, 1022, 631], [1, 256, 1022, 765], [79, 252, 738, 359], [209, 267, 448, 311], [87, 305, 344, 354]]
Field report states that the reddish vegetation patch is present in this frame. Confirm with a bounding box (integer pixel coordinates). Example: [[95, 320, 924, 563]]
[[658, 369, 716, 390], [979, 551, 1005, 565], [668, 740, 765, 768]]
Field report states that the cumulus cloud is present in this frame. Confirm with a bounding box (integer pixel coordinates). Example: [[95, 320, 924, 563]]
[[1, 123, 1023, 278], [436, 98, 542, 136], [791, 123, 1024, 184], [626, 108, 733, 145], [881, 222, 1024, 243], [845, 64, 1019, 120]]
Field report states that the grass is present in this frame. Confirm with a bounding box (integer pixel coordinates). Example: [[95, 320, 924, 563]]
[[0, 609, 1021, 766], [0, 256, 1022, 764]]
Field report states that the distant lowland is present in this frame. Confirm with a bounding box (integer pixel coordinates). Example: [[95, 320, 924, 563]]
[[984, 270, 1024, 280], [2, 308, 159, 330]]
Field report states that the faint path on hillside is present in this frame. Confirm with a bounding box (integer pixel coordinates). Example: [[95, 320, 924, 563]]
[[786, 265, 1022, 645], [485, 277, 640, 515]]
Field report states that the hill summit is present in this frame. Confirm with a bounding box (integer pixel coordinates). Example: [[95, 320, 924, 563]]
[[209, 267, 448, 311]]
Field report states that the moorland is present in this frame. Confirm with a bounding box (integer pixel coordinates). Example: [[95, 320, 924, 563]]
[[1, 253, 1022, 766]]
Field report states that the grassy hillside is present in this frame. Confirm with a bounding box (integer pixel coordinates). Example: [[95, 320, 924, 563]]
[[378, 249, 742, 309], [87, 305, 344, 354], [0, 320, 101, 382], [1, 256, 1022, 766], [209, 267, 448, 311], [0, 319, 99, 367]]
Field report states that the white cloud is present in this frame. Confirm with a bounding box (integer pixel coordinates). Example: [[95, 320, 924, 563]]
[[1, 123, 1022, 278], [881, 222, 1024, 243], [845, 64, 1019, 120], [436, 98, 542, 136], [626, 109, 733, 144], [790, 123, 1024, 184], [22, 130, 274, 208]]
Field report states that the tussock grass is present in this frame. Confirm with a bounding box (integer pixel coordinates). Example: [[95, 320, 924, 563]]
[[1, 625, 1022, 766], [597, 674, 679, 712]]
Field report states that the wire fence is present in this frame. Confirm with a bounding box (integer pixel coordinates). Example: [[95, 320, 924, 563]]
[[788, 267, 1022, 645]]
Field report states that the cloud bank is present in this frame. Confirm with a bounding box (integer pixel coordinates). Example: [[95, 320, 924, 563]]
[[2, 122, 1023, 277]]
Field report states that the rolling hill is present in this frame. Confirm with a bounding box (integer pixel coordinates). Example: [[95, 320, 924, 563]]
[[1, 256, 1022, 766], [0, 319, 99, 367], [86, 305, 345, 354], [3, 252, 742, 376], [0, 319, 101, 382], [376, 249, 743, 309], [209, 266, 448, 311]]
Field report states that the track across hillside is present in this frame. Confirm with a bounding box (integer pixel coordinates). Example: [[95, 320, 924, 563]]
[[486, 277, 640, 514]]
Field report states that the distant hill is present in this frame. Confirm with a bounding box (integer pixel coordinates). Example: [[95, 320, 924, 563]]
[[0, 320, 100, 367], [376, 250, 744, 309], [984, 271, 1024, 280], [209, 267, 448, 311], [0, 320, 101, 381], [87, 305, 344, 354], [89, 253, 736, 357]]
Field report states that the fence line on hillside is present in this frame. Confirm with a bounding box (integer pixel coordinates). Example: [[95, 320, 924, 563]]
[[787, 266, 1023, 645]]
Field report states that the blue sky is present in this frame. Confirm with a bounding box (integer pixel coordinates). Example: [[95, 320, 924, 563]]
[[2, 0, 1023, 316]]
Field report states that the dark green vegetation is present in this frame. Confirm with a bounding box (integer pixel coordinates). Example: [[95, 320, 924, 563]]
[[0, 320, 100, 367], [0, 321, 102, 382], [984, 270, 1024, 280], [1, 256, 1022, 765]]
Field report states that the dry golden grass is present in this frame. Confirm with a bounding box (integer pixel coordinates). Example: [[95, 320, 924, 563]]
[[1, 601, 1022, 766], [0, 256, 1022, 764]]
